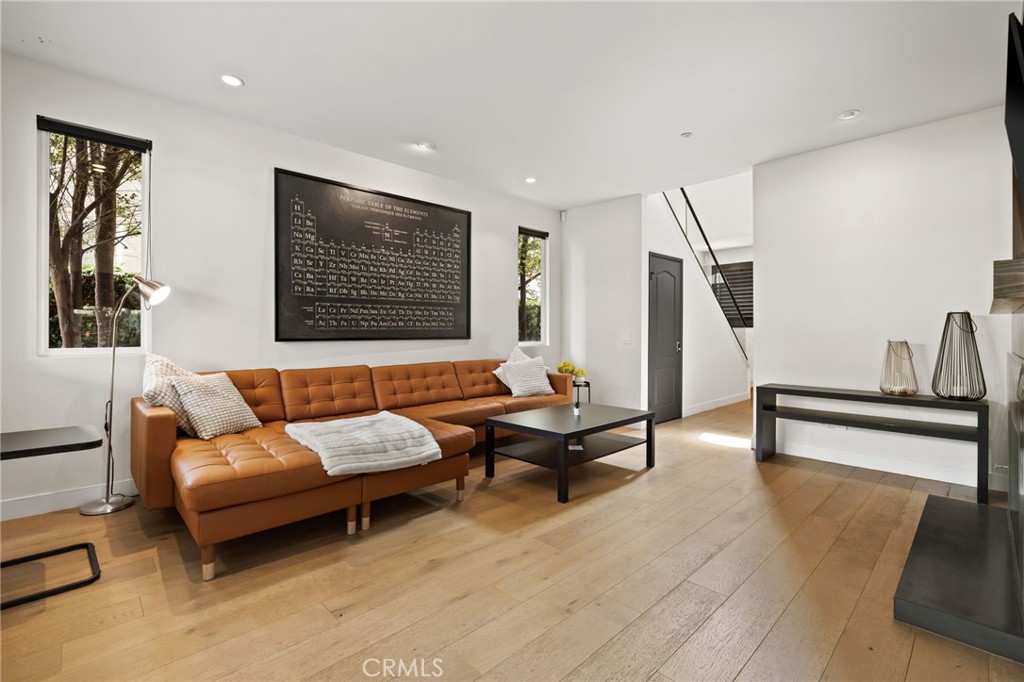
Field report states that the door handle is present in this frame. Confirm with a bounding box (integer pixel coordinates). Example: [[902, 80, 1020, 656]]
[[676, 341, 682, 352]]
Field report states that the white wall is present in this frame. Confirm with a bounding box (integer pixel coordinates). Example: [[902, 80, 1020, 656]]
[[563, 196, 643, 409], [682, 169, 754, 249], [642, 184, 751, 418], [561, 182, 750, 420], [1, 54, 562, 518], [754, 107, 1012, 489]]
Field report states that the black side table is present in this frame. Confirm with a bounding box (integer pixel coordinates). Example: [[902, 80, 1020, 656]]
[[1, 425, 104, 610], [573, 380, 591, 404]]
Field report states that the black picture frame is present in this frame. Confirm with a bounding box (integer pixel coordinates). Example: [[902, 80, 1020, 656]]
[[274, 169, 471, 341]]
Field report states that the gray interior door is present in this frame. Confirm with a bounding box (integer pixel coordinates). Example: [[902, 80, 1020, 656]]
[[649, 253, 683, 423]]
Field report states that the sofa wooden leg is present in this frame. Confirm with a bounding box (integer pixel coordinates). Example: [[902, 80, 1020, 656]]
[[201, 545, 216, 581], [456, 476, 465, 502], [346, 506, 357, 535], [361, 501, 371, 531]]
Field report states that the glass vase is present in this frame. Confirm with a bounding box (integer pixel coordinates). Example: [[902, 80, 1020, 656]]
[[880, 340, 918, 396], [932, 311, 986, 401]]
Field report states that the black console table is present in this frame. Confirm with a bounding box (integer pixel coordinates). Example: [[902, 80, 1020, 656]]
[[755, 384, 989, 504], [1, 425, 104, 609]]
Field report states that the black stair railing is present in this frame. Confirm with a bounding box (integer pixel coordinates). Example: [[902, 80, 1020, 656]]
[[679, 187, 750, 329], [661, 189, 749, 362]]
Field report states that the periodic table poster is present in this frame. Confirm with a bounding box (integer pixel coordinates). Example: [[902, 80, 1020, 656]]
[[274, 169, 471, 340]]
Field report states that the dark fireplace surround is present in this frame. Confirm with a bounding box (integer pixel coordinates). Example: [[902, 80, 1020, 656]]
[[892, 13, 1024, 663]]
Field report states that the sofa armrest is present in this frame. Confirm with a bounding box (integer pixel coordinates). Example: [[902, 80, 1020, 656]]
[[130, 397, 178, 510], [548, 372, 572, 398]]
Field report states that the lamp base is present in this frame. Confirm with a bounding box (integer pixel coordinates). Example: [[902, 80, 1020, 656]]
[[79, 494, 134, 516]]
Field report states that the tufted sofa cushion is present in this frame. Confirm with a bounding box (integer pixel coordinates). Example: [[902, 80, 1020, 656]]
[[372, 362, 464, 410], [280, 366, 377, 421], [453, 359, 511, 399], [415, 417, 476, 459], [393, 398, 505, 427], [171, 423, 343, 512], [483, 394, 572, 413], [222, 369, 286, 423], [171, 413, 475, 512]]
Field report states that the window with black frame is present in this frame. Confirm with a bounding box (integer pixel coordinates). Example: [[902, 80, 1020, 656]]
[[38, 117, 152, 350], [517, 227, 547, 343]]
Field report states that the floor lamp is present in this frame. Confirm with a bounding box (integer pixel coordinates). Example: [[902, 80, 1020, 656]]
[[80, 275, 171, 516]]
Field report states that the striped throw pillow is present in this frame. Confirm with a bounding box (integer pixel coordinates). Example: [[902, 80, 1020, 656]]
[[507, 346, 531, 364], [494, 356, 554, 397]]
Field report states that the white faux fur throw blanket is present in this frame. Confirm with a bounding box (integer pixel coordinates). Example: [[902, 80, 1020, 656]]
[[285, 411, 441, 476]]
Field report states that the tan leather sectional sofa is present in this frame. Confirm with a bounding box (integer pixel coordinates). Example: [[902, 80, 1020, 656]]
[[131, 359, 572, 579]]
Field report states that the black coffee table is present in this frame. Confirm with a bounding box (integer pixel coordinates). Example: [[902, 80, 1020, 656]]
[[485, 403, 655, 503]]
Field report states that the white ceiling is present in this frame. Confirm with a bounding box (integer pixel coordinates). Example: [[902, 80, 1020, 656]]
[[1, 1, 1016, 209]]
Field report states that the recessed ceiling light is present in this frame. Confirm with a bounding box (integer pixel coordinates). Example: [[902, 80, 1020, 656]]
[[680, 132, 693, 138], [415, 141, 436, 151], [525, 177, 537, 184], [838, 109, 861, 121], [220, 74, 245, 88]]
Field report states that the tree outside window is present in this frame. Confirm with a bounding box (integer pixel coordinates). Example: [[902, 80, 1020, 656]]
[[45, 129, 144, 349], [517, 228, 546, 343]]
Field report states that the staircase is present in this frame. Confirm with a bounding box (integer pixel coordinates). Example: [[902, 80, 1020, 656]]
[[662, 187, 753, 359], [712, 262, 753, 328]]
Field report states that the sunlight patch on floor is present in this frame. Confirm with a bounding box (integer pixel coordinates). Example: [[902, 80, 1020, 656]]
[[699, 432, 752, 449]]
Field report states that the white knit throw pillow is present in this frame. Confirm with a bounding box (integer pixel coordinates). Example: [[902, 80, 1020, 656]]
[[170, 373, 262, 440]]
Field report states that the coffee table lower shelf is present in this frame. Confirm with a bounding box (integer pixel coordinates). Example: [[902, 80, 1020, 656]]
[[493, 432, 645, 469], [485, 403, 655, 503]]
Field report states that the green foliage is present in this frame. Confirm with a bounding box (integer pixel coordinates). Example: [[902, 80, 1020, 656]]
[[48, 267, 141, 348], [518, 233, 543, 342], [518, 235, 542, 296], [520, 300, 541, 342]]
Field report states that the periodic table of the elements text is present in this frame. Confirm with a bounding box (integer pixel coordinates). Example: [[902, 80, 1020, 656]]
[[276, 171, 470, 340]]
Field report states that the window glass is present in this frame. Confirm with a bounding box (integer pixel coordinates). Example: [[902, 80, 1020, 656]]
[[45, 130, 144, 348], [517, 229, 546, 343]]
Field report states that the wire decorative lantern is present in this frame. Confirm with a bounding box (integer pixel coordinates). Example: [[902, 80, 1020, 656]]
[[932, 311, 986, 401], [880, 340, 918, 396]]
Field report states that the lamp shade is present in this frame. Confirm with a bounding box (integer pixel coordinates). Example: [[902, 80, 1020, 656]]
[[133, 275, 171, 305]]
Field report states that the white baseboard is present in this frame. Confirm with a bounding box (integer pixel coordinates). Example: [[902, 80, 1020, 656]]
[[683, 391, 750, 418], [777, 440, 1009, 493], [991, 470, 1009, 492], [1, 477, 139, 520]]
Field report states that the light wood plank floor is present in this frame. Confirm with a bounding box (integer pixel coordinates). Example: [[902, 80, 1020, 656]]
[[2, 400, 1022, 681]]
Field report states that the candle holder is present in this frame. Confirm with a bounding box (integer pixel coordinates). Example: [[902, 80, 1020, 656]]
[[932, 311, 986, 401], [880, 340, 918, 396]]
